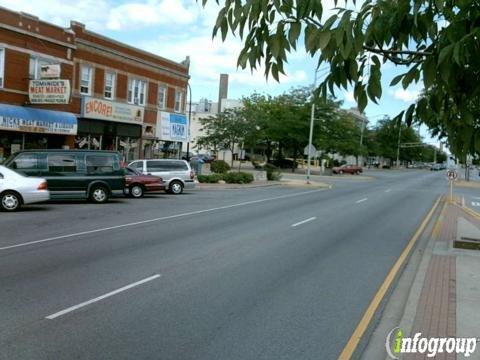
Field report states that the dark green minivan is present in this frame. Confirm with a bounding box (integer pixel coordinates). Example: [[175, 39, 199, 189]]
[[4, 150, 125, 203]]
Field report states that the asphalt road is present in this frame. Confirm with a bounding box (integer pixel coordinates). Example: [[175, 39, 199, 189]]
[[0, 170, 448, 360]]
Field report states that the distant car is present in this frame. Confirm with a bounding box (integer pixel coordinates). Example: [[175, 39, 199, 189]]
[[431, 164, 442, 171], [0, 165, 50, 211], [128, 159, 195, 194], [190, 154, 215, 163], [124, 167, 165, 198], [332, 164, 363, 175]]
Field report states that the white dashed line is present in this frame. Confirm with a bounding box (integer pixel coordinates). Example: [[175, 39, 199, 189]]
[[46, 274, 161, 319], [356, 198, 368, 204], [291, 217, 317, 227]]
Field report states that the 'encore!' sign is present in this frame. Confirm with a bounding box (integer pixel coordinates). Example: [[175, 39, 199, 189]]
[[81, 97, 144, 124], [29, 80, 71, 104]]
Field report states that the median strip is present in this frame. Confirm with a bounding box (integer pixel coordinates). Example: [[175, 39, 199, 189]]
[[46, 274, 161, 320], [291, 217, 317, 227]]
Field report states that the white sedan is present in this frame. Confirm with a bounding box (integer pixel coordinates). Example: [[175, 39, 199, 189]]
[[0, 165, 50, 211]]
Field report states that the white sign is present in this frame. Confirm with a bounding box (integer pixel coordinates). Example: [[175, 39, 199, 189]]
[[447, 170, 458, 181], [29, 80, 71, 104], [155, 111, 189, 142], [82, 97, 144, 125], [304, 144, 317, 157], [40, 64, 61, 79]]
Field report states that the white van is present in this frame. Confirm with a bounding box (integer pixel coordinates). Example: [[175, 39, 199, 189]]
[[128, 159, 195, 194]]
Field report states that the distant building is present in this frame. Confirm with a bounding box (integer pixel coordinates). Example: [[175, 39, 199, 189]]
[[185, 74, 243, 164]]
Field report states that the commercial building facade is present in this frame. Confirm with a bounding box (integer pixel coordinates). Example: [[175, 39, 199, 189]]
[[0, 7, 190, 162]]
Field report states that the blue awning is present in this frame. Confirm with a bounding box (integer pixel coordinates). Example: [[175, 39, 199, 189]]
[[0, 104, 77, 135]]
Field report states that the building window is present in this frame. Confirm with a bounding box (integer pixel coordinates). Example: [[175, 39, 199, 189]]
[[0, 48, 4, 88], [80, 65, 93, 95], [158, 84, 167, 109], [104, 71, 115, 100], [174, 89, 183, 112], [29, 57, 59, 80], [127, 78, 146, 106]]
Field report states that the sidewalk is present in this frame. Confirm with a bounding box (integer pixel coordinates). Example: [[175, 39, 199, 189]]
[[195, 178, 330, 190], [360, 196, 480, 360]]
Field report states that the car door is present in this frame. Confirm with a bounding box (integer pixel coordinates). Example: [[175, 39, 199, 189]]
[[45, 153, 83, 193]]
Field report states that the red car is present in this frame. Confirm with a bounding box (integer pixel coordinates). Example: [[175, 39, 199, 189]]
[[124, 167, 165, 198], [332, 164, 363, 175]]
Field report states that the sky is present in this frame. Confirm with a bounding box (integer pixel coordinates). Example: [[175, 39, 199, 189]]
[[0, 0, 437, 145]]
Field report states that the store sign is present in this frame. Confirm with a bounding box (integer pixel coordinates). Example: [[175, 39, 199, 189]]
[[29, 80, 71, 104], [0, 114, 77, 135], [156, 111, 188, 142], [81, 97, 144, 125]]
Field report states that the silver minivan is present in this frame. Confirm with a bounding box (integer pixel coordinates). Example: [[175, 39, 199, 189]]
[[128, 159, 195, 194]]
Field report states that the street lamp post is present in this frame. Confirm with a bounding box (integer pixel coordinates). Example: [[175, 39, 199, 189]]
[[186, 82, 192, 161], [306, 69, 319, 184], [396, 118, 402, 167]]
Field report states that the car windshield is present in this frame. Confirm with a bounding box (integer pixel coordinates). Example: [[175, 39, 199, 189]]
[[125, 167, 140, 175]]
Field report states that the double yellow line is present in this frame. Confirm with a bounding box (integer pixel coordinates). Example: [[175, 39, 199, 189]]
[[338, 196, 442, 359]]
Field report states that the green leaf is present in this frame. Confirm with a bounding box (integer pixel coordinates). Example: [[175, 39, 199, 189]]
[[438, 43, 454, 66], [390, 73, 404, 86], [288, 22, 301, 45], [422, 56, 436, 88], [318, 31, 331, 50]]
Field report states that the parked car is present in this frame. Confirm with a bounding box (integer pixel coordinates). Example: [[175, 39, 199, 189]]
[[430, 163, 446, 171], [4, 150, 125, 203], [124, 167, 165, 198], [332, 164, 363, 175], [0, 165, 49, 211], [128, 159, 195, 194]]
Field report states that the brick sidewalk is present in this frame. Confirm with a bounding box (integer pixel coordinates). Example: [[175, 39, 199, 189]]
[[405, 199, 480, 360]]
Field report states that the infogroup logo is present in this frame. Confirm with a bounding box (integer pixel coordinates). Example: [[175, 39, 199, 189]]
[[385, 327, 478, 359]]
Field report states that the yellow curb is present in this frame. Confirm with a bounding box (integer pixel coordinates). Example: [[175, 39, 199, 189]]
[[338, 196, 442, 360], [432, 198, 448, 239]]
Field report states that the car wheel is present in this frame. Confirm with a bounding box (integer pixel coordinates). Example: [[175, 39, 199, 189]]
[[355, 170, 360, 175], [169, 180, 184, 195], [1, 191, 21, 212], [339, 170, 343, 174], [89, 185, 109, 203], [130, 185, 144, 198]]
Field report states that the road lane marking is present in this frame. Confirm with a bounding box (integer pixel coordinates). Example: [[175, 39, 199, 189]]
[[355, 198, 368, 204], [46, 274, 161, 319], [0, 189, 327, 252], [291, 217, 316, 227], [385, 189, 391, 193], [338, 196, 442, 360]]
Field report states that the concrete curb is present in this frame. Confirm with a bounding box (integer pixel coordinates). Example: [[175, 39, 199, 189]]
[[194, 180, 330, 191]]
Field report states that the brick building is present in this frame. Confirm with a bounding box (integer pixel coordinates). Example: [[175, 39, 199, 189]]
[[0, 6, 190, 162]]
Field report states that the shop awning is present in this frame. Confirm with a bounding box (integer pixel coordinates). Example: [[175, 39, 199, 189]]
[[0, 104, 77, 135]]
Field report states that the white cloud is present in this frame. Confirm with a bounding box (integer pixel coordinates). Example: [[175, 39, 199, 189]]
[[106, 0, 197, 30], [392, 88, 421, 102]]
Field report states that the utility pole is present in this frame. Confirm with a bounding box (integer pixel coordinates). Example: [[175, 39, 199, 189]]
[[306, 68, 319, 184], [396, 119, 402, 168]]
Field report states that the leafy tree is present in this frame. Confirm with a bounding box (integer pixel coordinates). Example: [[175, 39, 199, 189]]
[[196, 109, 252, 166], [202, 0, 480, 150]]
